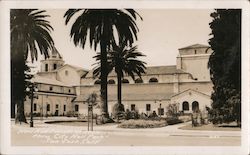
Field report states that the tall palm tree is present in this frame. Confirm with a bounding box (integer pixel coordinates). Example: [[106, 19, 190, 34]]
[[11, 9, 54, 123], [64, 9, 142, 120], [93, 42, 146, 107]]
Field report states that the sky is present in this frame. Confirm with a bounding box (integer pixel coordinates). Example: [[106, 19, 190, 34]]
[[31, 9, 214, 70]]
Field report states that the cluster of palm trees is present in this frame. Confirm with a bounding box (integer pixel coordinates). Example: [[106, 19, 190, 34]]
[[11, 9, 146, 123]]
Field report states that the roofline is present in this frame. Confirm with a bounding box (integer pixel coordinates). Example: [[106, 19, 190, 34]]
[[55, 64, 89, 72], [171, 89, 211, 98], [178, 44, 210, 50]]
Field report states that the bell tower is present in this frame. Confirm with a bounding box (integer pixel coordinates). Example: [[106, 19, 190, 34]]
[[40, 47, 65, 72]]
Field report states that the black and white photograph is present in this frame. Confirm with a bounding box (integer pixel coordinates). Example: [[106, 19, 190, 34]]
[[0, 0, 249, 155]]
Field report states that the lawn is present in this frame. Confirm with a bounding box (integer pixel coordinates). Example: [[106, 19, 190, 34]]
[[179, 123, 241, 131]]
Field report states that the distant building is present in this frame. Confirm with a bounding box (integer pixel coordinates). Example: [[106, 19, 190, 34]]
[[24, 44, 213, 117]]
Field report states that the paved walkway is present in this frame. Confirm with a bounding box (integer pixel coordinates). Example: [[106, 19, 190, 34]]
[[12, 117, 241, 138]]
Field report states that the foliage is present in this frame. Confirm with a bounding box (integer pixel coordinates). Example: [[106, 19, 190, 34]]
[[191, 111, 206, 127], [208, 9, 241, 126], [124, 109, 140, 120], [11, 9, 54, 123], [112, 103, 125, 119], [166, 117, 183, 125], [148, 111, 158, 119], [118, 119, 167, 129], [86, 92, 98, 106], [166, 103, 179, 118], [93, 42, 146, 108], [64, 9, 142, 120]]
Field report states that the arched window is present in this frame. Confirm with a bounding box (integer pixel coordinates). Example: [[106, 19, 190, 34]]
[[192, 101, 199, 112], [94, 80, 101, 84], [53, 63, 57, 70], [122, 79, 129, 84], [135, 78, 143, 83], [182, 101, 189, 111], [149, 77, 158, 83], [45, 64, 48, 71], [108, 79, 115, 84], [46, 104, 50, 111], [65, 70, 68, 76]]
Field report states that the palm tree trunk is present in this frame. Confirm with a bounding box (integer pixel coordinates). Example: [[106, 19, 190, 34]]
[[11, 36, 27, 123], [15, 100, 27, 123], [117, 71, 122, 105], [100, 39, 109, 120]]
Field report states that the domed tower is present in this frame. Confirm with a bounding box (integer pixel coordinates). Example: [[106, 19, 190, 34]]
[[40, 47, 65, 72]]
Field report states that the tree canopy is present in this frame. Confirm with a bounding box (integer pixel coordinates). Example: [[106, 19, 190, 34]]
[[11, 9, 54, 122], [207, 9, 241, 126], [64, 9, 142, 120]]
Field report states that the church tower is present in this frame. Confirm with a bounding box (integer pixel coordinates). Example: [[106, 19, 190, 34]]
[[40, 47, 65, 72]]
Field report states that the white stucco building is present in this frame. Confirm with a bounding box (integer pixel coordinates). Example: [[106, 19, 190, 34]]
[[24, 44, 213, 117]]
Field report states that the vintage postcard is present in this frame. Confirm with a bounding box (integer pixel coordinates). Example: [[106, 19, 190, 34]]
[[0, 0, 249, 155]]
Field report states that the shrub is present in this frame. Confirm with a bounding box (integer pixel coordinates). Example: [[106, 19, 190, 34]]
[[66, 111, 75, 117], [33, 112, 41, 117], [166, 117, 183, 125], [148, 111, 158, 119], [124, 109, 139, 120], [112, 103, 125, 119], [166, 103, 179, 117], [118, 119, 167, 128]]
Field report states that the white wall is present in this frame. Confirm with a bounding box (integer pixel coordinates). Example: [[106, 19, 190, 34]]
[[57, 65, 81, 86]]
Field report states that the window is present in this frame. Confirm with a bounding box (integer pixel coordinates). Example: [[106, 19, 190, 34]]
[[146, 104, 151, 111], [53, 64, 57, 70], [135, 78, 143, 83], [65, 70, 68, 76], [149, 77, 158, 83], [182, 101, 189, 111], [34, 103, 37, 111], [131, 104, 135, 111], [45, 64, 48, 71], [47, 104, 50, 111], [122, 79, 129, 84], [194, 50, 197, 54], [56, 104, 59, 109], [49, 86, 53, 91], [68, 89, 71, 93], [108, 79, 115, 84], [192, 101, 199, 112], [94, 80, 101, 84], [64, 105, 66, 111], [75, 105, 79, 112], [158, 108, 164, 115]]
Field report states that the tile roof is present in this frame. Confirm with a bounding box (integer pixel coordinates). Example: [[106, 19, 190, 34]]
[[32, 75, 71, 87], [85, 65, 186, 78]]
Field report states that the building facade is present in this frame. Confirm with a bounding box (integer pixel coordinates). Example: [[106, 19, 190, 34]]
[[24, 44, 213, 117]]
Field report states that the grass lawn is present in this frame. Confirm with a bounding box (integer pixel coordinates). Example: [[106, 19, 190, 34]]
[[179, 123, 241, 131]]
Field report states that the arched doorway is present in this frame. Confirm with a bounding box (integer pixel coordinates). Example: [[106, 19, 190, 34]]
[[182, 101, 189, 111], [192, 101, 199, 112]]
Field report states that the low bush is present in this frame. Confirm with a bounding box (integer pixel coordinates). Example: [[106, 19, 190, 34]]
[[178, 115, 191, 122], [166, 117, 183, 125], [118, 119, 167, 129], [124, 109, 140, 120], [112, 103, 125, 119]]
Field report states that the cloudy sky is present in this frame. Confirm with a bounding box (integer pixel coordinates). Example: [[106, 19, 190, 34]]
[[32, 9, 214, 70]]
